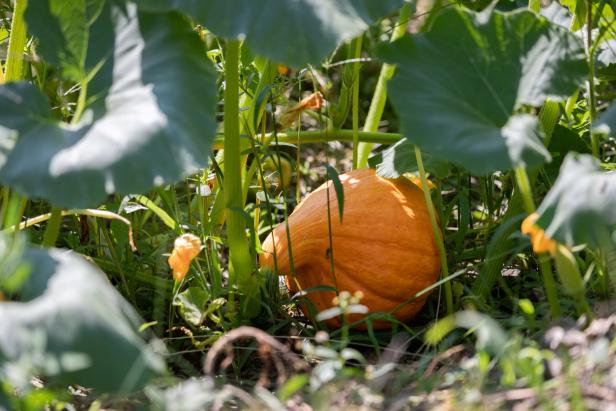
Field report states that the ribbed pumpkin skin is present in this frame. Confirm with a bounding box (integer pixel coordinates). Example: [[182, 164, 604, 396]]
[[260, 168, 440, 329]]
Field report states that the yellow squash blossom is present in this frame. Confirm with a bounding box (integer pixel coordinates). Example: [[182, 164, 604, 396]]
[[521, 213, 557, 255], [168, 234, 202, 281]]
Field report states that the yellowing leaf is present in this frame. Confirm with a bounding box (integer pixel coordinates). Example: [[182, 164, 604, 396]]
[[278, 92, 324, 129]]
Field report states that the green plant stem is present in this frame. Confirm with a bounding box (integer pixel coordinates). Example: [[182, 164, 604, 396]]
[[514, 167, 535, 214], [4, 0, 27, 82], [514, 166, 564, 318], [357, 3, 411, 167], [42, 207, 62, 247], [223, 39, 258, 315], [2, 0, 29, 231], [587, 0, 598, 158], [539, 255, 562, 318], [212, 129, 402, 150], [72, 80, 88, 124], [415, 146, 453, 315], [3, 195, 26, 231], [351, 36, 363, 170]]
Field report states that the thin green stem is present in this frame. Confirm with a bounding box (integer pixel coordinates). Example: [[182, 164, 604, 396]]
[[587, 0, 599, 158], [0, 187, 9, 226], [539, 255, 562, 318], [357, 3, 411, 167], [72, 80, 88, 124], [223, 39, 258, 316], [2, 0, 29, 232], [3, 196, 26, 231], [514, 167, 535, 214], [415, 146, 453, 315], [515, 167, 564, 318], [351, 36, 363, 170], [4, 0, 28, 82], [41, 207, 62, 247]]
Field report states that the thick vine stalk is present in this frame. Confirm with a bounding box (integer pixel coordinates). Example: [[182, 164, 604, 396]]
[[223, 40, 259, 315], [4, 0, 27, 83], [357, 4, 411, 167], [2, 0, 28, 231]]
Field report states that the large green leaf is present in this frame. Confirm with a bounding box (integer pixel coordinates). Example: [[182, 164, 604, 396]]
[[137, 0, 404, 66], [535, 153, 616, 247], [0, 239, 166, 393], [0, 2, 217, 208], [25, 0, 106, 82], [378, 7, 586, 175]]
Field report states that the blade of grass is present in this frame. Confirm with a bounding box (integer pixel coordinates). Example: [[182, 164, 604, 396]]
[[415, 146, 453, 315]]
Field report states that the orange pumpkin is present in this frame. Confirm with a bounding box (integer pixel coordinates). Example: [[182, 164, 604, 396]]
[[260, 168, 440, 328]]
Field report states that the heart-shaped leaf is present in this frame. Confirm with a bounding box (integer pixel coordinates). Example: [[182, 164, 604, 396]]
[[137, 0, 404, 66], [378, 7, 586, 175], [0, 2, 217, 208], [0, 236, 166, 393], [535, 153, 616, 248]]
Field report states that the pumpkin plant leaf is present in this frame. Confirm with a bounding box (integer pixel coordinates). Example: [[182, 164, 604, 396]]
[[326, 165, 344, 223], [137, 0, 404, 66], [0, 235, 166, 394], [378, 7, 586, 175], [24, 0, 106, 82], [0, 3, 217, 208], [368, 138, 451, 179], [173, 287, 210, 327], [535, 153, 616, 248]]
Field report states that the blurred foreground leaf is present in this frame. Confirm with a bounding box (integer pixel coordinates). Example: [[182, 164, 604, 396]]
[[535, 153, 616, 248], [0, 2, 217, 208], [0, 235, 166, 393], [137, 0, 404, 66]]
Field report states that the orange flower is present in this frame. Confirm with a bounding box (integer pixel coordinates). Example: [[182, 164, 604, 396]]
[[277, 64, 289, 75], [521, 213, 557, 255], [168, 234, 202, 281]]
